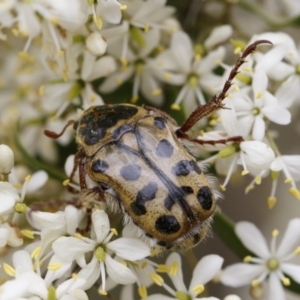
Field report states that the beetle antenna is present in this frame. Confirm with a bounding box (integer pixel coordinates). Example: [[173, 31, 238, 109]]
[[44, 120, 75, 139], [176, 39, 272, 136]]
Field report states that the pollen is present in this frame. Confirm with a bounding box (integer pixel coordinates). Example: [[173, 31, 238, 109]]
[[243, 256, 252, 263], [234, 46, 242, 54], [176, 291, 191, 300], [115, 78, 123, 85], [220, 185, 226, 191], [3, 263, 15, 277], [272, 229, 279, 238], [63, 179, 70, 186], [245, 184, 254, 194], [151, 88, 162, 96], [15, 203, 28, 213], [267, 257, 279, 270], [169, 261, 179, 276], [98, 289, 107, 295], [120, 57, 128, 66], [149, 273, 164, 286], [48, 262, 62, 271], [267, 196, 277, 209], [241, 169, 249, 176], [93, 15, 103, 30], [251, 279, 260, 287], [110, 228, 118, 236], [284, 177, 293, 183], [289, 187, 300, 200], [282, 277, 291, 286], [95, 246, 106, 262], [18, 52, 35, 63], [38, 85, 45, 96], [138, 285, 147, 299], [144, 23, 150, 32], [164, 72, 171, 81], [74, 233, 83, 239], [255, 175, 261, 185], [156, 264, 169, 273], [255, 91, 263, 99], [120, 4, 127, 10], [294, 246, 300, 255], [21, 229, 34, 239], [131, 95, 139, 103], [25, 175, 31, 182], [192, 284, 204, 296], [171, 103, 181, 110], [31, 247, 42, 259]]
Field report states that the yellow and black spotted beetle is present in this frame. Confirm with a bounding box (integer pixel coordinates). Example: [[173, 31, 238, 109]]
[[45, 40, 270, 251]]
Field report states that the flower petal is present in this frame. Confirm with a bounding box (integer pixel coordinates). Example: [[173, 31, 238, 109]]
[[189, 254, 223, 293], [276, 218, 300, 258], [204, 25, 232, 50], [105, 254, 137, 284], [170, 31, 193, 73], [235, 222, 270, 258], [107, 238, 150, 261], [220, 263, 264, 287], [92, 209, 110, 243], [165, 252, 186, 292], [252, 116, 265, 141], [0, 182, 20, 214], [267, 272, 285, 300], [52, 236, 94, 261], [240, 141, 275, 170], [262, 105, 291, 125], [281, 263, 300, 283]]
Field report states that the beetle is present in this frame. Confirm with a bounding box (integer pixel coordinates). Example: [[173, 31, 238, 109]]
[[45, 40, 270, 251]]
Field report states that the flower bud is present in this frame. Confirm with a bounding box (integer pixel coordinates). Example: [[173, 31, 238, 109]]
[[0, 144, 14, 174], [86, 32, 107, 56]]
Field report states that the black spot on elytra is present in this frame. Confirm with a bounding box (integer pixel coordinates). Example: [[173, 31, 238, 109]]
[[131, 182, 158, 216], [172, 160, 201, 176], [181, 186, 194, 194], [164, 195, 175, 210], [79, 105, 138, 145], [155, 215, 181, 234], [154, 117, 166, 130], [91, 160, 109, 173], [120, 164, 141, 181], [197, 186, 213, 210], [112, 124, 133, 140], [156, 139, 174, 158]]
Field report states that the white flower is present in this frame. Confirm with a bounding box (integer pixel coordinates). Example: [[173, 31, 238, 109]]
[[147, 252, 223, 300], [153, 29, 228, 109], [53, 209, 150, 294], [1, 250, 87, 300], [0, 144, 14, 174], [199, 100, 275, 190], [86, 32, 107, 56], [230, 70, 291, 141], [100, 27, 163, 105], [221, 219, 300, 300], [268, 155, 300, 204]]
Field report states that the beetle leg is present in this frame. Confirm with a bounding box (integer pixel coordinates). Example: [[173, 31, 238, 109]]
[[176, 40, 272, 136]]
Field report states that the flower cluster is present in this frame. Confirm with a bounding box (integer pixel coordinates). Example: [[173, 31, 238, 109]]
[[1, 0, 300, 300]]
